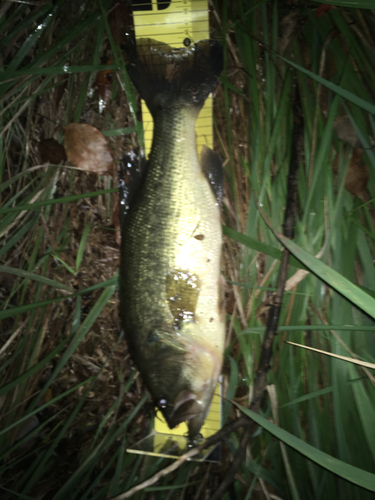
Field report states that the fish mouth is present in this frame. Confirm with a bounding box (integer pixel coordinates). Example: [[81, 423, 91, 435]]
[[163, 389, 212, 440], [158, 333, 222, 439]]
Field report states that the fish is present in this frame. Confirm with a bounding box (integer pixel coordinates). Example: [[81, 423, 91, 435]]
[[119, 38, 225, 439]]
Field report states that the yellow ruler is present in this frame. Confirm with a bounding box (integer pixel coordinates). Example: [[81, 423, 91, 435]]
[[126, 0, 221, 461]]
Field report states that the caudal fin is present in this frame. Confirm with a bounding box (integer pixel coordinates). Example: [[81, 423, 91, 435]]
[[125, 38, 223, 116]]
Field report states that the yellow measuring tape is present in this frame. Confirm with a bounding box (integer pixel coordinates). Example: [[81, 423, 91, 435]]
[[126, 0, 222, 461]]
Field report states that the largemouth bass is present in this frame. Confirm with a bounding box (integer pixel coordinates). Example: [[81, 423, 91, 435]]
[[120, 38, 224, 439]]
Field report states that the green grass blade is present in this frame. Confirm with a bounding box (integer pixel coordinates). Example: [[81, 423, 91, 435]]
[[0, 377, 93, 437], [76, 223, 91, 271], [277, 235, 375, 319], [0, 275, 118, 320], [311, 0, 375, 6], [29, 283, 117, 410], [0, 336, 70, 397], [0, 188, 118, 215], [223, 226, 307, 270], [279, 56, 375, 115], [223, 356, 239, 425], [0, 265, 73, 292], [236, 404, 375, 492]]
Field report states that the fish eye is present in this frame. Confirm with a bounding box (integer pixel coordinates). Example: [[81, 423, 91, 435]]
[[157, 398, 168, 409], [187, 433, 203, 447]]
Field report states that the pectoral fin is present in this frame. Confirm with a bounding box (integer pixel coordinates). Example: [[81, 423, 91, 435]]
[[119, 150, 147, 226], [201, 145, 223, 205]]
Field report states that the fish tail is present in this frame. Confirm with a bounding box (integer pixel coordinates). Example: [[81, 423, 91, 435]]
[[125, 38, 223, 117]]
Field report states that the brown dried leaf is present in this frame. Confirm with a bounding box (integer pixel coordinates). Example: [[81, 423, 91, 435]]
[[63, 123, 113, 175], [39, 138, 67, 164]]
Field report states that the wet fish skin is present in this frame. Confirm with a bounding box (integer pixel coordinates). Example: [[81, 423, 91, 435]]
[[120, 39, 224, 438]]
